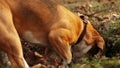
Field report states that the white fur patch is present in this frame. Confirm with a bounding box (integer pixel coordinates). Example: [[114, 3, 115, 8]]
[[23, 58, 29, 68], [75, 40, 92, 55], [23, 31, 40, 43]]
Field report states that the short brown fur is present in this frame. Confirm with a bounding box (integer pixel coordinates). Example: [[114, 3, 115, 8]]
[[0, 0, 105, 67]]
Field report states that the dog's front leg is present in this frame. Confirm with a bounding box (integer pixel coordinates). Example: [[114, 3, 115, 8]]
[[49, 28, 72, 67]]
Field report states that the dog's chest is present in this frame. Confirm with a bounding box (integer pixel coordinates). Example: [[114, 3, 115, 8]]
[[21, 30, 49, 46], [23, 31, 40, 43]]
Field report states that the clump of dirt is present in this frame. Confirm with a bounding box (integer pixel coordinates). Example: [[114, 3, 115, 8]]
[[21, 40, 63, 68]]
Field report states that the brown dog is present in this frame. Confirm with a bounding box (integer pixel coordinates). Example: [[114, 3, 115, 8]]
[[0, 0, 105, 67]]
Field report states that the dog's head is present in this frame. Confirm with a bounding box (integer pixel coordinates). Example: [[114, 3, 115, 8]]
[[72, 14, 105, 62]]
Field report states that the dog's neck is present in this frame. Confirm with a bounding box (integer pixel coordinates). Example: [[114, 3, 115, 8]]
[[74, 17, 88, 45]]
